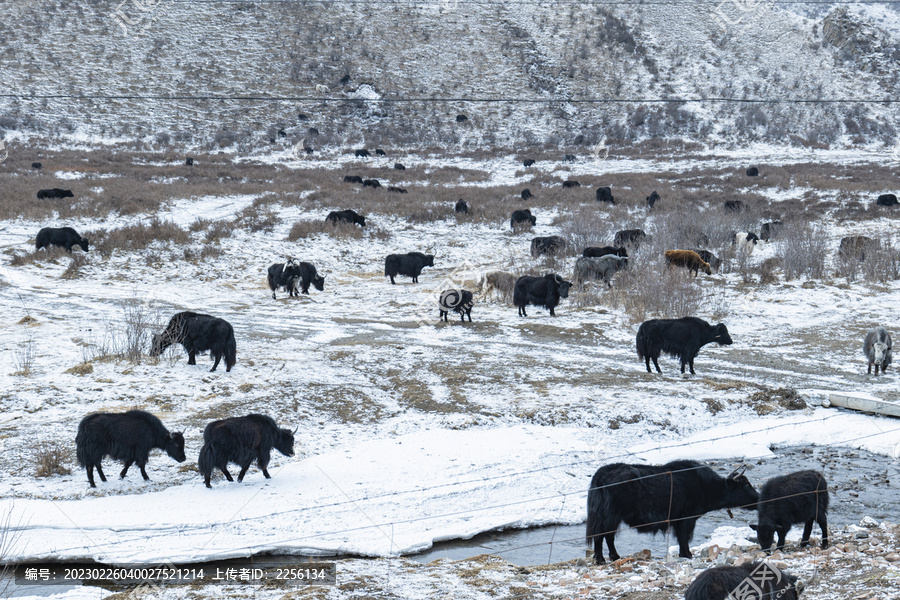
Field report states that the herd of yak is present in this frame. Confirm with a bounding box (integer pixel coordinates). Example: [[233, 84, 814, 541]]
[[28, 161, 899, 599]]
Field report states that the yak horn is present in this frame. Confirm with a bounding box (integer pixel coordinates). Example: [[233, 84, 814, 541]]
[[293, 425, 299, 434]]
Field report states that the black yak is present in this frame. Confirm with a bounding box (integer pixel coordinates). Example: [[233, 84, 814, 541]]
[[521, 188, 533, 200], [32, 162, 42, 169], [760, 221, 783, 241], [694, 249, 721, 271], [685, 562, 804, 600], [438, 289, 474, 322], [375, 148, 386, 156], [586, 461, 758, 563], [562, 180, 581, 188], [724, 200, 746, 212], [35, 227, 88, 252], [295, 261, 325, 294], [636, 317, 733, 374], [530, 236, 566, 257], [746, 166, 759, 177], [864, 326, 892, 375], [150, 312, 237, 372], [613, 229, 646, 249], [36, 188, 74, 200], [198, 414, 295, 488], [750, 470, 829, 552], [456, 114, 468, 122], [523, 158, 535, 167], [387, 186, 407, 193], [646, 190, 660, 209], [563, 154, 576, 162], [267, 259, 302, 299], [513, 273, 572, 317], [595, 186, 615, 204], [362, 178, 381, 188], [583, 246, 627, 259], [76, 410, 185, 488], [325, 209, 366, 227], [354, 149, 370, 158], [343, 175, 363, 184], [877, 193, 898, 207], [384, 252, 434, 284], [454, 199, 468, 214], [510, 209, 536, 229], [394, 163, 406, 170]]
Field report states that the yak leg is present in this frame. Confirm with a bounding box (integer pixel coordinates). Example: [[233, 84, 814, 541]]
[[652, 355, 662, 374], [138, 462, 150, 481], [868, 362, 873, 375], [204, 474, 212, 488], [95, 463, 107, 483], [674, 519, 697, 558], [86, 465, 97, 488], [210, 352, 221, 372], [389, 275, 396, 284], [775, 528, 788, 551], [220, 464, 234, 482], [120, 460, 134, 479], [605, 533, 620, 562], [818, 515, 829, 548], [187, 349, 197, 365], [800, 520, 813, 547], [258, 449, 272, 479], [237, 461, 253, 482]]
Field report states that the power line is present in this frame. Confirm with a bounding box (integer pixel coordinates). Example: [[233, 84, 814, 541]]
[[3, 93, 898, 104]]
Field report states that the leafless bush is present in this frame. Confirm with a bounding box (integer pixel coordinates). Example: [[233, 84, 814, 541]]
[[61, 254, 89, 279], [555, 205, 614, 254], [9, 246, 69, 267], [82, 299, 162, 364], [754, 258, 781, 285], [776, 222, 828, 280], [34, 442, 72, 477], [838, 237, 900, 283], [235, 203, 279, 233], [87, 219, 190, 258], [608, 260, 705, 322], [13, 335, 36, 376]]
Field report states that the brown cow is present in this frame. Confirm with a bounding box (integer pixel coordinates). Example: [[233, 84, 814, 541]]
[[665, 250, 712, 276]]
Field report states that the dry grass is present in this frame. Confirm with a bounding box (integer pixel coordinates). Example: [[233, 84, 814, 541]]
[[9, 246, 70, 267], [86, 219, 190, 258], [608, 259, 706, 323], [34, 442, 73, 478]]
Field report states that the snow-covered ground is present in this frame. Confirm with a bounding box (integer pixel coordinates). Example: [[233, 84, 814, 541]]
[[1, 148, 900, 599]]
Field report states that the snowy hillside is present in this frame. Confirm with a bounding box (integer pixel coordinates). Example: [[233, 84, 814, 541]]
[[0, 1, 898, 149]]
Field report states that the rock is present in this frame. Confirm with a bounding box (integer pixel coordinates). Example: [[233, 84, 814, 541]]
[[633, 549, 651, 560], [855, 532, 870, 539], [885, 553, 900, 562], [860, 516, 879, 528]]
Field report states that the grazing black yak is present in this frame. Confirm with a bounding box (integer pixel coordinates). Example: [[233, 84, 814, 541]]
[[636, 317, 732, 374], [76, 410, 185, 488], [198, 414, 295, 488], [750, 470, 829, 552], [510, 209, 536, 229], [438, 289, 474, 322], [587, 461, 757, 563], [325, 209, 366, 227], [36, 188, 74, 200], [35, 227, 88, 252], [150, 312, 236, 372]]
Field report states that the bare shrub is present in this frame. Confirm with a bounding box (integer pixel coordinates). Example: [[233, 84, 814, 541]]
[[82, 300, 162, 364], [204, 220, 233, 243], [839, 237, 900, 283], [754, 257, 781, 285], [60, 254, 89, 279], [13, 335, 36, 376], [776, 222, 827, 280], [407, 205, 452, 224], [555, 205, 614, 255], [235, 203, 279, 233], [9, 246, 69, 267], [608, 260, 704, 322], [34, 442, 72, 477], [88, 219, 190, 258]]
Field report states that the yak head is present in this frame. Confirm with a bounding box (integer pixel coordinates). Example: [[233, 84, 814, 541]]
[[725, 466, 758, 510], [423, 255, 435, 267], [312, 273, 326, 291], [713, 323, 734, 346], [748, 522, 777, 552], [551, 274, 572, 298], [275, 427, 296, 458], [355, 214, 367, 227], [166, 431, 187, 463], [872, 341, 889, 365], [149, 333, 166, 357]]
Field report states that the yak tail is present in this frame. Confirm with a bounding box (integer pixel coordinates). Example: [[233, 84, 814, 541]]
[[225, 329, 237, 371], [198, 442, 215, 479], [635, 329, 648, 360], [585, 482, 609, 549]]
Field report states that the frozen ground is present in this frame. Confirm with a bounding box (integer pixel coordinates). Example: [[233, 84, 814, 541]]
[[1, 148, 900, 599]]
